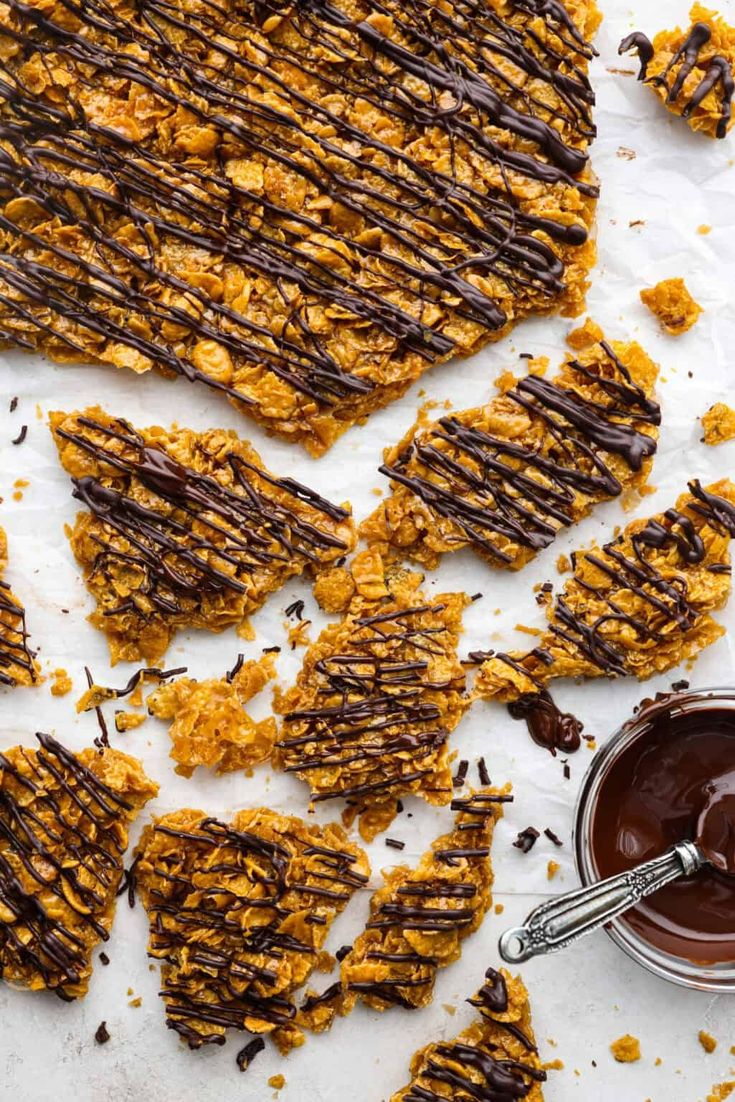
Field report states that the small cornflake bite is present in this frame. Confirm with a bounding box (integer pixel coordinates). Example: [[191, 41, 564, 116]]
[[610, 1034, 641, 1063], [50, 408, 355, 664], [640, 278, 702, 335], [475, 480, 735, 701], [337, 789, 510, 1016], [620, 5, 735, 139], [0, 734, 157, 999], [360, 337, 660, 573], [49, 668, 72, 696], [0, 526, 39, 688], [147, 654, 276, 776], [699, 1029, 718, 1053], [0, 0, 601, 455], [273, 550, 469, 841], [702, 402, 735, 445], [390, 967, 546, 1101], [134, 808, 369, 1055]]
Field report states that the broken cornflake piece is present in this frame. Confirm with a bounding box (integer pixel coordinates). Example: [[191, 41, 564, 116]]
[[77, 666, 186, 713], [390, 967, 546, 1101], [336, 789, 509, 1016], [274, 550, 470, 841], [360, 336, 660, 573], [610, 1033, 641, 1062], [135, 808, 369, 1055], [0, 734, 157, 999], [619, 6, 735, 139], [513, 826, 540, 853], [147, 655, 277, 777], [0, 0, 600, 456], [475, 480, 735, 700], [640, 278, 702, 335], [702, 402, 735, 445], [50, 408, 355, 664], [0, 527, 39, 688]]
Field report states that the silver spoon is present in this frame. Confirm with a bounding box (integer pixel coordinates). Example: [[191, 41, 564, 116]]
[[498, 840, 703, 964], [500, 776, 735, 965]]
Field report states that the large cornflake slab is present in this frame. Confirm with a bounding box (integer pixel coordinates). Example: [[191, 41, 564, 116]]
[[134, 808, 370, 1054], [147, 655, 277, 777], [50, 407, 355, 663], [620, 4, 735, 140], [0, 526, 38, 687], [274, 551, 469, 841], [361, 337, 660, 571], [1, 0, 599, 454], [0, 734, 158, 999], [475, 479, 735, 699], [298, 789, 510, 1032], [390, 966, 547, 1101]]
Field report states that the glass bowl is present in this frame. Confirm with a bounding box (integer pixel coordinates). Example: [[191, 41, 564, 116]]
[[574, 686, 735, 993]]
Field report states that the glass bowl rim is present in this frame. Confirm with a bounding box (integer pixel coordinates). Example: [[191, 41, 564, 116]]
[[573, 685, 735, 993]]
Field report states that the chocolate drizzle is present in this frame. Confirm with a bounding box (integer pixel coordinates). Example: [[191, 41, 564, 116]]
[[0, 733, 135, 997], [341, 792, 506, 1009], [277, 600, 465, 807], [0, 576, 36, 687], [381, 343, 659, 564], [620, 22, 735, 139], [399, 966, 545, 1102], [136, 813, 367, 1049], [54, 412, 350, 631], [0, 0, 596, 428]]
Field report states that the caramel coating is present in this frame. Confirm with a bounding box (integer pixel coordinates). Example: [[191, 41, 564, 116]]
[[148, 655, 276, 777], [135, 808, 370, 1054], [390, 967, 546, 1101], [640, 278, 702, 335], [0, 527, 39, 688], [475, 480, 735, 699], [0, 0, 600, 454], [361, 337, 660, 572], [274, 550, 469, 841], [702, 403, 735, 445], [0, 735, 157, 999], [50, 407, 355, 663]]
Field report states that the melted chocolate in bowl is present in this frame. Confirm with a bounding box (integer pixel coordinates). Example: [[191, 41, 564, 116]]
[[589, 704, 735, 965]]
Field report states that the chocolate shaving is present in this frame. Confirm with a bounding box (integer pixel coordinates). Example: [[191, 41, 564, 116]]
[[236, 1037, 265, 1072], [513, 827, 540, 853], [116, 854, 140, 909], [385, 838, 406, 850], [99, 952, 110, 966], [544, 828, 564, 847], [477, 757, 490, 786], [284, 599, 306, 620], [11, 425, 27, 446], [452, 759, 469, 788], [94, 1021, 111, 1045]]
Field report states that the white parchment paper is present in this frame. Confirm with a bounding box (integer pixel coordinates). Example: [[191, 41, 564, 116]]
[[1, 1, 735, 1098]]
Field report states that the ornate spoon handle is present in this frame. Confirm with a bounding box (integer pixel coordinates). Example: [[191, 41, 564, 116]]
[[498, 840, 703, 964]]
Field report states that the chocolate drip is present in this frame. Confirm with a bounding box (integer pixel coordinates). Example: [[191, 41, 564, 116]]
[[622, 22, 734, 139], [382, 343, 659, 561], [0, 0, 596, 417], [0, 733, 133, 996], [279, 603, 464, 804], [619, 32, 654, 81], [0, 579, 36, 686], [508, 690, 583, 754], [138, 815, 365, 1047], [56, 414, 348, 624]]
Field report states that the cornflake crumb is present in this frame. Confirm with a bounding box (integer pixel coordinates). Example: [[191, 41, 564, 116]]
[[115, 711, 147, 733], [699, 1029, 718, 1053], [268, 1075, 286, 1090], [698, 224, 712, 235], [494, 902, 505, 915], [702, 403, 735, 446], [556, 554, 571, 574], [610, 1034, 641, 1063], [707, 1082, 735, 1102], [543, 1059, 564, 1071], [128, 997, 142, 1008], [442, 1003, 456, 1016], [640, 278, 702, 335], [50, 668, 72, 697], [547, 860, 561, 880]]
